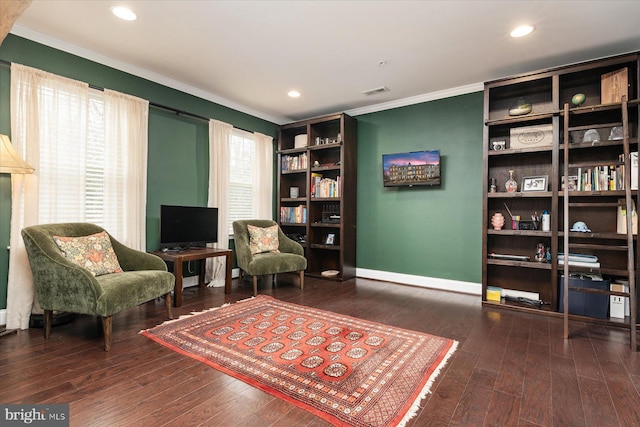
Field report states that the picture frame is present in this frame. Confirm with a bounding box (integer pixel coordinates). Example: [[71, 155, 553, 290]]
[[522, 175, 548, 192], [325, 233, 335, 245]]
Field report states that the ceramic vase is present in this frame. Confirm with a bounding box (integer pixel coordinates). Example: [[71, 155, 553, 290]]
[[491, 212, 505, 230]]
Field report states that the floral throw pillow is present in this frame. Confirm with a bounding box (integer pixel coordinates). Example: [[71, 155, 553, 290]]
[[53, 231, 123, 276], [247, 224, 280, 255]]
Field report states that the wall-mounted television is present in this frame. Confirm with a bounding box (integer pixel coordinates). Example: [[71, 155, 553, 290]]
[[160, 205, 218, 249], [382, 150, 441, 187]]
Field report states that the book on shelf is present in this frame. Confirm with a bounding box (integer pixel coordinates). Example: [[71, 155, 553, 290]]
[[570, 164, 626, 191], [632, 151, 638, 190]]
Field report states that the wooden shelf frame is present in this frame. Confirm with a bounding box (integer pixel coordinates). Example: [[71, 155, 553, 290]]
[[277, 113, 357, 281], [482, 51, 640, 350]]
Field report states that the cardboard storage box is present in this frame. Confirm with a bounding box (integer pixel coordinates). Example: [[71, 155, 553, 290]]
[[294, 134, 308, 148], [510, 124, 553, 149], [617, 198, 638, 235], [610, 281, 630, 319], [558, 275, 610, 319], [601, 67, 628, 104]]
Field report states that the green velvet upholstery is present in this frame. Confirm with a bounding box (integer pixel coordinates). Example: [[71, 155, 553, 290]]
[[21, 222, 175, 351], [232, 220, 306, 296]]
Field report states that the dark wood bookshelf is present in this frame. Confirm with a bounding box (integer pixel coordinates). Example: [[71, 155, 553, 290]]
[[278, 113, 357, 281], [482, 51, 639, 350]]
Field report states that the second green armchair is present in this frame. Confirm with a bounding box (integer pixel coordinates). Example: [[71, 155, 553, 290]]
[[233, 220, 307, 296]]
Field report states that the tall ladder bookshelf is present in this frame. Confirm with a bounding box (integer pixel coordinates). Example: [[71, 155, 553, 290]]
[[561, 98, 637, 350]]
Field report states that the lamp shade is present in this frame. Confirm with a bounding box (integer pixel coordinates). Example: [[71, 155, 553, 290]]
[[0, 134, 34, 174]]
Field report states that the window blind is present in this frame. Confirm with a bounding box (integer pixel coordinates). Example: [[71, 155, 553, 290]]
[[228, 130, 255, 233]]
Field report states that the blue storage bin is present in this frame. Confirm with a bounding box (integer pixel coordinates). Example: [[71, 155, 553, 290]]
[[558, 274, 610, 319]]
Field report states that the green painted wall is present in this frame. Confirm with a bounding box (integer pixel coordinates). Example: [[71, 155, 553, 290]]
[[355, 93, 484, 284], [0, 35, 278, 309]]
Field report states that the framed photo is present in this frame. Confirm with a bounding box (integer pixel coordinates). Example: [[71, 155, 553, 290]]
[[522, 175, 548, 192], [325, 233, 335, 245]]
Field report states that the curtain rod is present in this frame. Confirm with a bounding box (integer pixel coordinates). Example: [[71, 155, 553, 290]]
[[0, 59, 255, 133]]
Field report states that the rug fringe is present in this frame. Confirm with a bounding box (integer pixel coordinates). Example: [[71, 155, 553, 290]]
[[138, 295, 256, 334], [396, 339, 459, 427]]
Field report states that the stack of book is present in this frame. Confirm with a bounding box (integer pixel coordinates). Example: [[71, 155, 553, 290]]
[[280, 205, 307, 224], [281, 153, 308, 172], [311, 173, 340, 198]]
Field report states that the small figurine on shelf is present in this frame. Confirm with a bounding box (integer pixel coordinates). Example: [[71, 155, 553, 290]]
[[505, 170, 518, 192], [489, 178, 497, 193], [534, 243, 547, 263], [509, 97, 532, 116], [571, 93, 586, 107]]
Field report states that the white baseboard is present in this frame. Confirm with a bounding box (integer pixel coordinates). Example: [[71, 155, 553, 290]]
[[356, 268, 481, 295], [0, 308, 6, 326]]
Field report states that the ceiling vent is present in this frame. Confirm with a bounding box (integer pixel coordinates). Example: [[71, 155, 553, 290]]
[[362, 86, 389, 96]]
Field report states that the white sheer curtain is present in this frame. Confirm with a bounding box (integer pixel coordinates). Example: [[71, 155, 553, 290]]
[[102, 89, 149, 250], [206, 119, 233, 287], [253, 132, 274, 219], [6, 64, 149, 329], [7, 64, 89, 329]]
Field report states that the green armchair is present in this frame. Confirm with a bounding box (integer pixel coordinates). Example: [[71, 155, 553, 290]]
[[21, 223, 175, 351], [232, 220, 307, 296]]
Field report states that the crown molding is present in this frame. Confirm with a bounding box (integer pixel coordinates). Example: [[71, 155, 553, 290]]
[[346, 83, 483, 117], [10, 26, 290, 125]]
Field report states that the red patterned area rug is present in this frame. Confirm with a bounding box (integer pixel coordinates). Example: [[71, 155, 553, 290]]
[[140, 295, 457, 427]]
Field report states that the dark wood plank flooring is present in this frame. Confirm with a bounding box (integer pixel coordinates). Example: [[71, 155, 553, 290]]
[[2, 275, 640, 426]]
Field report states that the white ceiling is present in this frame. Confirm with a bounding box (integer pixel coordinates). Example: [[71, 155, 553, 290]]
[[11, 1, 640, 124]]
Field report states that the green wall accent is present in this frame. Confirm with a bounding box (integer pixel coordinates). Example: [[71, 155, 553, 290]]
[[0, 35, 278, 309], [0, 34, 485, 311], [146, 111, 210, 250], [355, 93, 484, 284]]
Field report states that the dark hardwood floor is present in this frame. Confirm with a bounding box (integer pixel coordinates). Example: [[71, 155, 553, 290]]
[[2, 275, 640, 426]]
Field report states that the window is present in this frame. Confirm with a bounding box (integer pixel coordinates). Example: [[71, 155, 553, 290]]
[[85, 90, 106, 224], [37, 89, 107, 224], [228, 130, 255, 234]]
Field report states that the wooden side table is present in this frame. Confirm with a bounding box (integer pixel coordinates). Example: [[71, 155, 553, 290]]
[[151, 247, 233, 307]]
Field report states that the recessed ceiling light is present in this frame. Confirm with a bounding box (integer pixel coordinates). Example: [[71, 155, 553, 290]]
[[288, 90, 301, 98], [510, 25, 535, 38], [112, 6, 137, 21]]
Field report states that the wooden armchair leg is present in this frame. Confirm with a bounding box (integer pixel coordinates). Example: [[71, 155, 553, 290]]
[[299, 271, 304, 290], [252, 275, 258, 296], [101, 316, 113, 352], [164, 292, 173, 319], [43, 309, 53, 339]]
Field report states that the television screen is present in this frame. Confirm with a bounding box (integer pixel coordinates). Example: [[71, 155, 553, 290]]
[[160, 205, 218, 249], [382, 150, 441, 187]]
